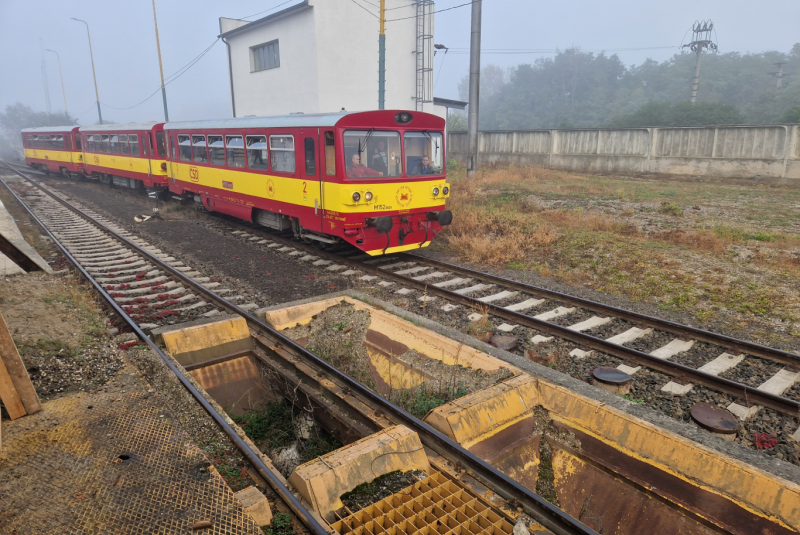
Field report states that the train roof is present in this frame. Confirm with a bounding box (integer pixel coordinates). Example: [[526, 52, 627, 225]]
[[80, 122, 161, 132], [163, 112, 353, 131], [21, 125, 79, 133]]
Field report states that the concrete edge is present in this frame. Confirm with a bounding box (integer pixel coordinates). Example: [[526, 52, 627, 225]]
[[258, 289, 800, 485]]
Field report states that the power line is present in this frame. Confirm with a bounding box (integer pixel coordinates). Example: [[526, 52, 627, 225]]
[[446, 46, 678, 55], [385, 1, 472, 22], [100, 38, 220, 112], [237, 0, 296, 21], [350, 0, 380, 19]]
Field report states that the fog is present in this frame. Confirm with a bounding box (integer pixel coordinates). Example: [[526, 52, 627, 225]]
[[1, 0, 798, 125]]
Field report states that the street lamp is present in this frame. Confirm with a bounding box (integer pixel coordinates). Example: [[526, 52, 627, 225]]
[[45, 49, 69, 118], [71, 17, 102, 124]]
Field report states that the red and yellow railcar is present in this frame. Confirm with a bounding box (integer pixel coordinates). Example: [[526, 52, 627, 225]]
[[79, 123, 168, 195], [164, 110, 451, 255], [21, 126, 84, 177]]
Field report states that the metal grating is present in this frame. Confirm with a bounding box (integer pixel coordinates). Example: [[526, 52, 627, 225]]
[[0, 390, 262, 534], [331, 471, 514, 535]]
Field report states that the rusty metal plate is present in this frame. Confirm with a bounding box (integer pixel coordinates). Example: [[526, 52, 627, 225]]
[[0, 389, 261, 534], [690, 403, 738, 434], [592, 366, 631, 385]]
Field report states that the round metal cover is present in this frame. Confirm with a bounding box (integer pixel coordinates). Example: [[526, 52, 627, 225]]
[[690, 402, 738, 434], [592, 366, 631, 385]]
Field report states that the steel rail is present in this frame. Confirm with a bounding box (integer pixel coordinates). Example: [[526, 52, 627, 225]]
[[1, 163, 598, 535], [397, 253, 800, 369], [195, 223, 800, 418], [0, 164, 332, 535]]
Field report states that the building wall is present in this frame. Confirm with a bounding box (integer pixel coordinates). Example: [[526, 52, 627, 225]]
[[447, 125, 800, 179], [223, 0, 433, 117]]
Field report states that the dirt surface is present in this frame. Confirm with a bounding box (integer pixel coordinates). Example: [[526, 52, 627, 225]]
[[339, 469, 427, 514]]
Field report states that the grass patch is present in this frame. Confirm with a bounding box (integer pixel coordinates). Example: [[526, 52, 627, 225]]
[[262, 513, 295, 535], [232, 399, 342, 461]]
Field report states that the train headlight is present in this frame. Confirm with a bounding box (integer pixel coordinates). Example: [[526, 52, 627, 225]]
[[352, 192, 361, 202], [443, 186, 449, 195], [394, 112, 413, 124], [365, 191, 373, 202], [432, 187, 440, 196]]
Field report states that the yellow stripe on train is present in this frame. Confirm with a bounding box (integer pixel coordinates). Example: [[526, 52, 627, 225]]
[[169, 161, 449, 214], [86, 153, 167, 177], [24, 148, 76, 165]]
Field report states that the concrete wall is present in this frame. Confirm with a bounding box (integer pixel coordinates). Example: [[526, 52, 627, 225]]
[[224, 0, 434, 117], [448, 125, 800, 179]]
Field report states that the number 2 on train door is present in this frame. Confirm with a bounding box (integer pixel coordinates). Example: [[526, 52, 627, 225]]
[[302, 181, 307, 201]]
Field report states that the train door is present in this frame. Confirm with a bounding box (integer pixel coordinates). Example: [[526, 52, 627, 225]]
[[300, 128, 323, 232], [319, 130, 336, 229]]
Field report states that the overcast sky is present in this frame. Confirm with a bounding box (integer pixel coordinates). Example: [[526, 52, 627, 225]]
[[1, 0, 798, 125]]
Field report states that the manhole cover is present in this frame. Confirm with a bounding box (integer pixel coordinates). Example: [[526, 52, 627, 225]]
[[690, 403, 737, 434], [592, 366, 631, 385]]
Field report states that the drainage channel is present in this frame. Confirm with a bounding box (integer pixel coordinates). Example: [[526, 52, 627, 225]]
[[1, 164, 599, 534]]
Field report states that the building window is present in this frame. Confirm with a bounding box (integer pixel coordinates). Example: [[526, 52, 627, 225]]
[[252, 40, 280, 72]]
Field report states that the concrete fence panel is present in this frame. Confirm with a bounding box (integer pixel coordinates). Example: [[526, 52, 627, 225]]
[[655, 128, 714, 158], [447, 125, 800, 178]]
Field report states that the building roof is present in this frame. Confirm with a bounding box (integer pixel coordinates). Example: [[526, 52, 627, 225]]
[[80, 122, 161, 132], [164, 111, 354, 131], [21, 125, 78, 133], [433, 97, 468, 110], [219, 1, 311, 39]]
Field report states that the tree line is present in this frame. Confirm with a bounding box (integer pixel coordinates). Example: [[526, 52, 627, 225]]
[[450, 44, 800, 130]]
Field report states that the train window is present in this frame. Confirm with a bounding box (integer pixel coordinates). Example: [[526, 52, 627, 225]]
[[64, 135, 72, 150], [404, 131, 443, 176], [102, 135, 111, 153], [57, 135, 64, 150], [304, 137, 316, 175], [343, 130, 402, 178], [86, 135, 93, 152], [74, 133, 81, 151], [177, 135, 191, 161], [269, 135, 295, 173], [156, 132, 166, 158], [119, 134, 129, 155], [225, 135, 245, 168], [246, 135, 268, 171], [110, 135, 120, 154], [208, 135, 225, 166], [130, 135, 140, 156], [192, 135, 207, 163], [324, 132, 336, 176]]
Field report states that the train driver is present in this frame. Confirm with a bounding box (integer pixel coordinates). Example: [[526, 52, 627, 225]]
[[411, 155, 434, 176], [347, 154, 384, 177]]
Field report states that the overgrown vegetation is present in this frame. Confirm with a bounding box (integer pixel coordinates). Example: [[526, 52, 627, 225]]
[[435, 164, 800, 324], [233, 399, 342, 462], [203, 441, 251, 491], [262, 513, 294, 535]]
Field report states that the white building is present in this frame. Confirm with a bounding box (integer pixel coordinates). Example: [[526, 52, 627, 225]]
[[218, 0, 456, 119]]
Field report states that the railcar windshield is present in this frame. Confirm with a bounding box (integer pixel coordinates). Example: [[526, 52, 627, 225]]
[[404, 131, 444, 176], [343, 130, 402, 178]]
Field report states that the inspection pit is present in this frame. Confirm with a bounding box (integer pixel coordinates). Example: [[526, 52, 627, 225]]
[[260, 296, 800, 535]]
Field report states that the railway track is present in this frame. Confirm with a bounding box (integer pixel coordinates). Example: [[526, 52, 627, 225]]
[[0, 163, 600, 534]]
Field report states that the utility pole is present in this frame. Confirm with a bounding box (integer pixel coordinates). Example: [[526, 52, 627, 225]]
[[45, 49, 69, 117], [40, 40, 52, 114], [71, 18, 103, 124], [152, 0, 169, 121], [378, 0, 385, 110], [466, 0, 482, 178], [682, 20, 717, 104], [770, 62, 786, 89]]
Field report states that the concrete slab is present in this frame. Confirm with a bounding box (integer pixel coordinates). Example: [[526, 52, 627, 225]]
[[360, 275, 378, 281], [326, 264, 347, 271], [440, 304, 459, 312], [395, 288, 414, 295], [567, 316, 611, 332], [379, 261, 413, 270], [496, 323, 517, 333], [650, 339, 695, 359], [530, 335, 554, 345], [453, 283, 493, 296], [617, 364, 642, 375], [606, 327, 653, 345], [394, 266, 431, 275], [504, 298, 544, 312], [0, 198, 53, 274], [570, 349, 593, 359], [413, 271, 449, 281], [433, 277, 472, 288], [418, 295, 437, 302], [478, 290, 518, 303], [534, 306, 575, 321], [467, 313, 483, 322]]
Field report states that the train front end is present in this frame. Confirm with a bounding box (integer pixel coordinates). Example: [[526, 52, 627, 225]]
[[325, 111, 451, 255]]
